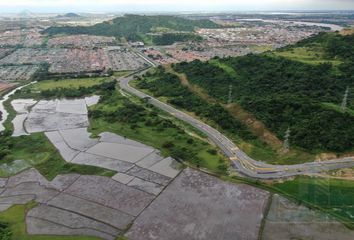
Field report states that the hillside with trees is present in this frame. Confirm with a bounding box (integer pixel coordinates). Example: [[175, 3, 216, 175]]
[[148, 32, 354, 154], [44, 14, 220, 43]]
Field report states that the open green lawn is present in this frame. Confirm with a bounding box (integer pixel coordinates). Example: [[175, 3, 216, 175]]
[[0, 203, 100, 240], [273, 47, 342, 65], [33, 77, 110, 91], [271, 176, 354, 228]]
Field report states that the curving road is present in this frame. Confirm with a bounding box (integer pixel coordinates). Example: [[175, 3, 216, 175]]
[[119, 72, 354, 179]]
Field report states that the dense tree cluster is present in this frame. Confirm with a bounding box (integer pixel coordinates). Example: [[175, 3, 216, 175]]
[[0, 131, 12, 160], [44, 15, 220, 42], [137, 70, 255, 141], [171, 33, 354, 152], [152, 33, 202, 45]]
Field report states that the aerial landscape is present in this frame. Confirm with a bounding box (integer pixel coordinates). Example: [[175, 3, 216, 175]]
[[0, 0, 354, 239]]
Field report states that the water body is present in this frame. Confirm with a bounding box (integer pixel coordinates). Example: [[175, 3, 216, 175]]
[[264, 20, 344, 31], [238, 18, 343, 31], [0, 82, 36, 132]]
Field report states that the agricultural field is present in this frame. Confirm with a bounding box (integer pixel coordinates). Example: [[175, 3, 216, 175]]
[[270, 176, 354, 228], [262, 194, 354, 240]]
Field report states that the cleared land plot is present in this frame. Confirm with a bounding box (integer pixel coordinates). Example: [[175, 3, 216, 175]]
[[86, 142, 154, 163], [262, 194, 354, 240], [20, 97, 181, 184], [63, 175, 155, 216], [11, 99, 37, 137], [0, 169, 139, 240], [25, 99, 89, 133], [0, 81, 15, 93], [125, 168, 270, 240]]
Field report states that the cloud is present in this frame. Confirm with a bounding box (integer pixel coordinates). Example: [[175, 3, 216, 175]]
[[0, 0, 353, 12]]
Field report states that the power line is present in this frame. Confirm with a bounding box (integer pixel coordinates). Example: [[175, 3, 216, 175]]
[[228, 84, 232, 104]]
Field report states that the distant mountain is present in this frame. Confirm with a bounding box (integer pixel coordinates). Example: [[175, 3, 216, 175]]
[[44, 14, 220, 41], [56, 13, 81, 18], [18, 10, 36, 18]]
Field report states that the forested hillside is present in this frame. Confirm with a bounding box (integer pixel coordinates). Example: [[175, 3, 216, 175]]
[[44, 14, 219, 43], [150, 32, 354, 154]]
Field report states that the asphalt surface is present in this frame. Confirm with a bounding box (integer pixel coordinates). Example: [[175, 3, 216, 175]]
[[119, 73, 354, 179]]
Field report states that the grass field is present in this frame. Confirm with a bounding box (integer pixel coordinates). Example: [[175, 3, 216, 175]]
[[0, 203, 100, 240], [271, 176, 354, 228], [33, 77, 110, 91], [273, 47, 342, 65]]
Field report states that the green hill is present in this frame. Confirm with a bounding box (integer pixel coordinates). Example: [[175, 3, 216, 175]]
[[138, 32, 354, 158], [44, 14, 220, 43]]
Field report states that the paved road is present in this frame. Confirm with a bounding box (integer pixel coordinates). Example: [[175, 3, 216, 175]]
[[119, 73, 354, 179]]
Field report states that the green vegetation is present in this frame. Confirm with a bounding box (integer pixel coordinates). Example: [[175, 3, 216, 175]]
[[0, 202, 100, 240], [0, 130, 114, 179], [274, 46, 342, 65], [322, 102, 354, 117], [44, 14, 220, 44], [151, 32, 203, 45], [171, 38, 354, 154], [271, 176, 354, 228], [16, 80, 116, 99], [89, 87, 228, 173], [33, 77, 110, 91], [135, 68, 318, 164]]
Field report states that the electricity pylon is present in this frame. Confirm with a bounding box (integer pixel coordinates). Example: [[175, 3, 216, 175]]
[[228, 84, 233, 104], [341, 86, 349, 112], [283, 127, 291, 153]]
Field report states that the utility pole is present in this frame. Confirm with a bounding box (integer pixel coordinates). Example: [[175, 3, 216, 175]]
[[341, 86, 349, 112], [228, 84, 233, 105], [283, 127, 291, 153]]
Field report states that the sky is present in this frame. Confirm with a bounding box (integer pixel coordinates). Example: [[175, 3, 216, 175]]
[[0, 0, 354, 13]]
